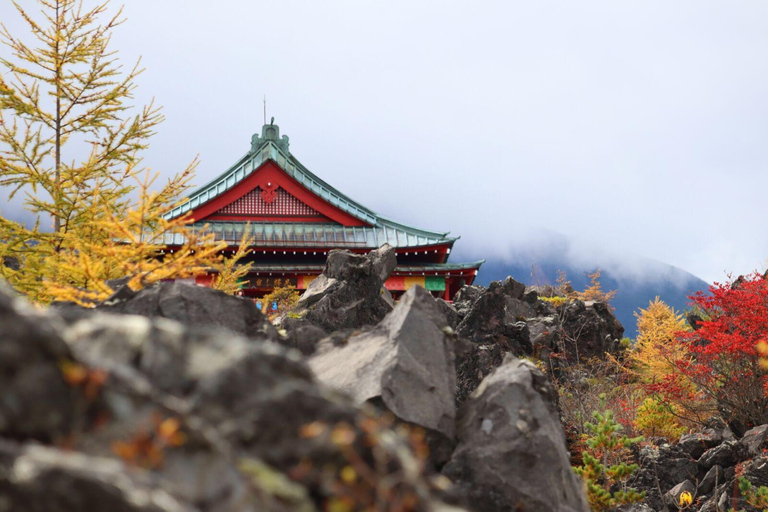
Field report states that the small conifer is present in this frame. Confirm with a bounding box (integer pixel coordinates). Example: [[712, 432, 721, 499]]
[[574, 395, 645, 511]]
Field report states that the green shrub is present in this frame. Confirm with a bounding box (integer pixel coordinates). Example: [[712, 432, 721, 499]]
[[574, 395, 645, 511]]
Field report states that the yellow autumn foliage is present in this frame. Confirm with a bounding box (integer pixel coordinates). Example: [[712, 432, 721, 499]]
[[629, 297, 709, 424], [576, 269, 616, 304], [631, 297, 688, 382], [0, 0, 241, 304]]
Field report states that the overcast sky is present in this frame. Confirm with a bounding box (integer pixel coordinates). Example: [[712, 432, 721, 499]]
[[2, 1, 767, 284]]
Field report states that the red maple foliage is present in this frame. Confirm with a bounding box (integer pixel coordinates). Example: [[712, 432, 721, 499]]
[[676, 272, 768, 430]]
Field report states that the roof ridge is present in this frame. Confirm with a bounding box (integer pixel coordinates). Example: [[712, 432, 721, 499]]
[[166, 133, 454, 245]]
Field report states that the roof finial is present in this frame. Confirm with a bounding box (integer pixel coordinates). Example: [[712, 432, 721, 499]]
[[270, 116, 275, 125], [263, 95, 266, 126]]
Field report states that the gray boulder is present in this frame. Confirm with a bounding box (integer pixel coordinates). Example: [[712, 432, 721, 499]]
[[62, 313, 285, 398], [699, 441, 738, 470], [698, 455, 768, 512], [60, 314, 309, 512], [740, 424, 768, 459], [0, 282, 85, 442], [442, 357, 590, 512], [436, 298, 460, 329], [287, 244, 397, 332], [0, 439, 193, 512], [456, 281, 533, 354], [279, 323, 328, 356], [502, 276, 526, 299], [62, 309, 445, 510], [57, 280, 277, 342], [455, 342, 506, 405], [451, 285, 484, 318], [698, 464, 724, 496], [739, 455, 768, 496], [559, 300, 624, 361], [454, 279, 538, 403], [309, 285, 457, 464], [627, 444, 698, 511], [678, 429, 723, 460]]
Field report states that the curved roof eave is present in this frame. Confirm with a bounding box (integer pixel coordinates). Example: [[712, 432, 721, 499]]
[[166, 139, 454, 243], [220, 259, 486, 273]]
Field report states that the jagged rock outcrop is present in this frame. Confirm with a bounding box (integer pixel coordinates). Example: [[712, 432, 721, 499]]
[[309, 285, 457, 465], [699, 441, 738, 469], [435, 298, 460, 329], [451, 285, 484, 318], [55, 280, 277, 342], [453, 279, 534, 403], [697, 465, 724, 496], [452, 276, 625, 403], [1, 260, 634, 511], [285, 244, 397, 333], [678, 429, 723, 459], [628, 443, 699, 511], [454, 277, 624, 363], [456, 279, 535, 353], [61, 311, 441, 507], [740, 424, 768, 459], [454, 342, 506, 405], [0, 281, 460, 511], [558, 299, 624, 361], [442, 357, 590, 512], [625, 422, 768, 511], [279, 323, 328, 356]]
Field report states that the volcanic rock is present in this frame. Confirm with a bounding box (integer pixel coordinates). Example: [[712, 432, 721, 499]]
[[558, 299, 623, 361], [698, 464, 724, 496], [699, 441, 739, 470], [0, 282, 85, 442], [455, 342, 505, 405], [279, 323, 328, 356], [442, 357, 590, 512], [456, 280, 533, 354], [678, 429, 724, 460], [740, 424, 768, 459], [451, 285, 484, 318], [435, 298, 460, 329], [59, 280, 277, 342], [628, 444, 698, 511], [0, 439, 193, 512], [288, 244, 397, 332], [309, 285, 457, 464]]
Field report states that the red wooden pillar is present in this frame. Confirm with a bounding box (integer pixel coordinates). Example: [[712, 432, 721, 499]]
[[443, 277, 452, 301]]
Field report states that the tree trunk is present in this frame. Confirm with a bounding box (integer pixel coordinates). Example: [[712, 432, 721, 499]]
[[54, 0, 62, 234]]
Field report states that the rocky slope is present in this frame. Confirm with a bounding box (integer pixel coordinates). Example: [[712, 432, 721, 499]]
[[0, 243, 634, 511], [618, 423, 768, 512], [463, 233, 709, 338]]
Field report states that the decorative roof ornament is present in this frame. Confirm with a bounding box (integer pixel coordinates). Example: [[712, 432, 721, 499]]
[[251, 119, 290, 154]]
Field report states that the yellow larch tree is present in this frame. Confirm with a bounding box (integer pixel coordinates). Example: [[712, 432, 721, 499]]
[[576, 269, 617, 304], [629, 297, 709, 425], [0, 0, 237, 304], [211, 226, 255, 295]]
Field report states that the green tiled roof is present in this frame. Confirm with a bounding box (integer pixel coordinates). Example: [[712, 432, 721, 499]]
[[241, 261, 485, 274], [156, 221, 456, 249], [166, 128, 452, 244]]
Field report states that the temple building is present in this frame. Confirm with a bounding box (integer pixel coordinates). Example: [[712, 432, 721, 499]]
[[165, 122, 484, 300]]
